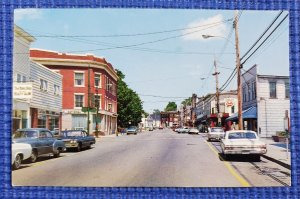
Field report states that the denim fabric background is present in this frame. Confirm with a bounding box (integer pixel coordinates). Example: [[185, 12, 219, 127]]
[[1, 0, 299, 198]]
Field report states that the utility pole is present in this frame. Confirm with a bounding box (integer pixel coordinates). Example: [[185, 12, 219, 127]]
[[87, 64, 91, 135], [234, 10, 243, 130], [212, 59, 220, 126]]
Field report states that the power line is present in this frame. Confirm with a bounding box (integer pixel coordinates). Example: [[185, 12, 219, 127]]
[[23, 18, 233, 38], [240, 11, 283, 61], [138, 94, 188, 99], [241, 13, 288, 65]]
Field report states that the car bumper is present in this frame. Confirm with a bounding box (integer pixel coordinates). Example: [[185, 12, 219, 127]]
[[223, 148, 267, 155], [64, 143, 79, 148], [208, 134, 224, 140]]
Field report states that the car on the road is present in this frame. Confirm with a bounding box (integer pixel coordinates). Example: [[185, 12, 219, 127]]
[[174, 127, 182, 132], [149, 126, 154, 131], [127, 126, 139, 135], [188, 127, 199, 134], [179, 127, 190, 133], [60, 130, 96, 152], [13, 128, 66, 163], [207, 127, 225, 141], [12, 142, 32, 170], [220, 130, 267, 161]]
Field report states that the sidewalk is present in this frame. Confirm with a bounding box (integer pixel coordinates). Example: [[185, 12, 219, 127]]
[[260, 138, 291, 170]]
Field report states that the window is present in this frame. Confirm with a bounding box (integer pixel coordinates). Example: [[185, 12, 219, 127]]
[[269, 82, 277, 98], [17, 74, 22, 83], [74, 72, 84, 86], [108, 103, 112, 112], [285, 82, 290, 98], [95, 74, 101, 88], [243, 87, 247, 102], [94, 95, 101, 108], [54, 85, 60, 95], [231, 106, 235, 114], [22, 76, 26, 83], [252, 81, 256, 100], [248, 84, 251, 101], [40, 79, 48, 91], [75, 95, 84, 107]]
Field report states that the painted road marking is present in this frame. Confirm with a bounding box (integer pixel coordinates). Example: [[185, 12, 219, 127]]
[[205, 140, 251, 187]]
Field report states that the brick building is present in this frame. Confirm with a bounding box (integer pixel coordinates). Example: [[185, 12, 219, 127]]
[[30, 49, 118, 135]]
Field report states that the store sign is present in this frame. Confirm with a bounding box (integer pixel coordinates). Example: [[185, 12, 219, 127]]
[[13, 83, 32, 99], [225, 98, 234, 107]]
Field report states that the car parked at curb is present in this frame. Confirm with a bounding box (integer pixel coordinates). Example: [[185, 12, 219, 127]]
[[188, 128, 199, 134], [13, 128, 66, 163], [12, 142, 32, 169], [220, 130, 267, 161], [60, 130, 96, 152], [207, 127, 225, 141], [178, 127, 190, 133]]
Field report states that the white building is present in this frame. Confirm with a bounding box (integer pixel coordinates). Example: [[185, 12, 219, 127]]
[[13, 25, 62, 132], [241, 65, 290, 137]]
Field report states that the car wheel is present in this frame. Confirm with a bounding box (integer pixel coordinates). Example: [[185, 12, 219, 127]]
[[253, 155, 261, 162], [207, 138, 211, 142], [30, 150, 38, 163], [13, 154, 22, 170], [53, 150, 60, 158], [76, 144, 82, 152]]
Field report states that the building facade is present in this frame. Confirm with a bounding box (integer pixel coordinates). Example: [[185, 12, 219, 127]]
[[241, 65, 290, 137], [13, 25, 62, 132], [30, 49, 118, 136], [160, 111, 180, 127]]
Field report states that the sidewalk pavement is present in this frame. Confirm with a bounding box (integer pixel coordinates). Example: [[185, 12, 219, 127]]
[[259, 138, 291, 170]]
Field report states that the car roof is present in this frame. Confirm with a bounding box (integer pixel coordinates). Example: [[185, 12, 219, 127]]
[[226, 130, 257, 133], [17, 128, 49, 131]]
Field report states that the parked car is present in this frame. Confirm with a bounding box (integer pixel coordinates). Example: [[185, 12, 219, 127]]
[[12, 142, 32, 169], [60, 130, 96, 152], [13, 128, 66, 163], [127, 126, 139, 135], [179, 127, 190, 133], [188, 127, 200, 134], [220, 130, 267, 161], [174, 127, 182, 132], [207, 127, 225, 141], [149, 126, 154, 131]]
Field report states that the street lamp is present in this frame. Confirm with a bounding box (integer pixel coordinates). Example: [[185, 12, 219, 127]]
[[202, 35, 235, 46], [202, 11, 243, 130]]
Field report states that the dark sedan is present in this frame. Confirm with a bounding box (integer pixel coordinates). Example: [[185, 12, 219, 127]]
[[13, 128, 65, 163], [60, 130, 96, 152]]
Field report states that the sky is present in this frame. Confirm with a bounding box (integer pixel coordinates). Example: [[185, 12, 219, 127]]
[[14, 9, 289, 113]]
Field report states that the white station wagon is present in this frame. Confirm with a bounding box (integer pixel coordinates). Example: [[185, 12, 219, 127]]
[[220, 130, 267, 161]]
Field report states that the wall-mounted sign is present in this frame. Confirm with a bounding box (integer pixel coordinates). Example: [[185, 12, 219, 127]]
[[225, 98, 234, 107], [13, 83, 32, 99]]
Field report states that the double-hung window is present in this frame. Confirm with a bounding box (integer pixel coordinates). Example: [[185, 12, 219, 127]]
[[54, 85, 60, 95], [40, 79, 48, 91], [94, 95, 101, 108], [74, 72, 84, 87], [75, 94, 84, 108], [252, 81, 256, 100], [285, 82, 290, 98], [95, 74, 101, 88], [269, 82, 277, 98]]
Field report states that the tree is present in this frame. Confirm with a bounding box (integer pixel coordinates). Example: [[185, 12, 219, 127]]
[[116, 69, 144, 127], [181, 97, 192, 106], [164, 102, 177, 111]]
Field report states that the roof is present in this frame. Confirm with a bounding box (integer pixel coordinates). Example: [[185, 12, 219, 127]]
[[225, 106, 257, 121]]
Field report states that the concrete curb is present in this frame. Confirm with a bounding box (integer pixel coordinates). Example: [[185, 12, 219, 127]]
[[261, 154, 291, 170]]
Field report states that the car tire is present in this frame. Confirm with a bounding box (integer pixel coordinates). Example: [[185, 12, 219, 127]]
[[76, 143, 82, 152], [30, 150, 38, 163], [53, 148, 61, 158], [13, 154, 22, 170], [253, 155, 261, 162]]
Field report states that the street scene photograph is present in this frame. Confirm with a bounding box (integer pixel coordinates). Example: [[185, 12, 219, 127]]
[[12, 8, 291, 187]]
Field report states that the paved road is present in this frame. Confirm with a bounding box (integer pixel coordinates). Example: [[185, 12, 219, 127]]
[[12, 129, 290, 187]]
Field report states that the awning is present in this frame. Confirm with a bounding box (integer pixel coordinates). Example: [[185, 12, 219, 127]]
[[225, 106, 257, 121]]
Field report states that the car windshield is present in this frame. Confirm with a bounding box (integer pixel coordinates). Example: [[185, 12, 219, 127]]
[[211, 128, 224, 132], [128, 126, 137, 130], [228, 132, 257, 139], [13, 130, 38, 138], [63, 131, 83, 137]]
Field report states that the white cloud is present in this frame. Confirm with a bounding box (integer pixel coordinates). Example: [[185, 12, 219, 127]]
[[182, 14, 227, 41], [14, 9, 42, 21]]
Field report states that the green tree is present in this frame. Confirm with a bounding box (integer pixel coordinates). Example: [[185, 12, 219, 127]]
[[181, 97, 192, 106], [164, 102, 177, 111], [116, 69, 144, 127]]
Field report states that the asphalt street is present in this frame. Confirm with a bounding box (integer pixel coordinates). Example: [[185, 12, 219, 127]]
[[12, 128, 290, 187]]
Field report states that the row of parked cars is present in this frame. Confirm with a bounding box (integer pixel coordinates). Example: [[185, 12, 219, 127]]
[[12, 128, 96, 170], [173, 126, 267, 161]]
